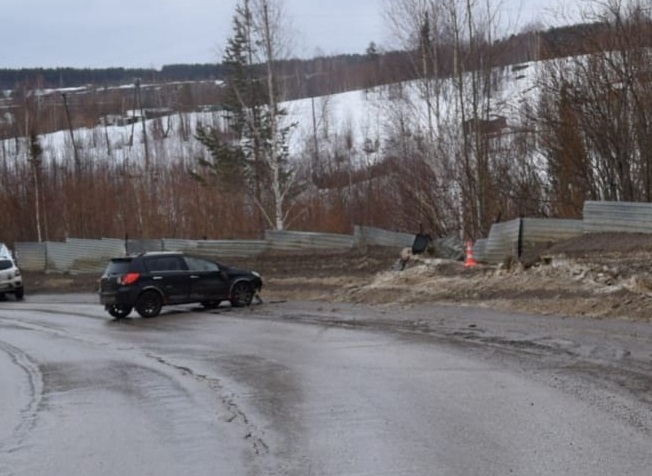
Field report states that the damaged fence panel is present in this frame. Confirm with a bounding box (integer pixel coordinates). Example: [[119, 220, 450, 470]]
[[475, 218, 584, 264], [476, 219, 521, 264]]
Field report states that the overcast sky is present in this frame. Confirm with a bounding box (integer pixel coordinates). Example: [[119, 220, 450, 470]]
[[1, 0, 561, 69]]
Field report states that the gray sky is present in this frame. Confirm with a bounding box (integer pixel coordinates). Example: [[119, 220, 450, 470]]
[[1, 0, 557, 69]]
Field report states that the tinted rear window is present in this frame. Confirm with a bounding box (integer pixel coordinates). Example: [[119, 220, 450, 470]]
[[0, 259, 13, 270], [145, 256, 185, 272], [104, 259, 131, 275]]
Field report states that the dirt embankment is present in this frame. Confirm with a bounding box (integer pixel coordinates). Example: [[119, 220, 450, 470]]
[[17, 233, 652, 322]]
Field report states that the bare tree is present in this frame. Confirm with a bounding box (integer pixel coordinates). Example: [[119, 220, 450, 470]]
[[195, 0, 299, 232], [383, 0, 511, 238], [535, 0, 652, 210]]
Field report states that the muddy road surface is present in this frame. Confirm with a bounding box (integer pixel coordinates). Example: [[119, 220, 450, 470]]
[[1, 295, 651, 475]]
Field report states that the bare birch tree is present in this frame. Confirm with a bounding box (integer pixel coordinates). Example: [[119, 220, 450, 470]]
[[195, 0, 298, 232], [384, 0, 509, 238]]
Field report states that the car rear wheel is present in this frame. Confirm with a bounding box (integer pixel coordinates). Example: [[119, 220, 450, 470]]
[[107, 304, 132, 318], [230, 282, 253, 307], [135, 291, 163, 318]]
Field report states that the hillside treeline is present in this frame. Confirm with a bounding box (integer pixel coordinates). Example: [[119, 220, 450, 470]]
[[2, 0, 652, 247], [0, 21, 639, 139], [0, 21, 639, 91]]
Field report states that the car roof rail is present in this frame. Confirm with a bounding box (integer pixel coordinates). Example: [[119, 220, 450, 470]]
[[140, 251, 183, 256]]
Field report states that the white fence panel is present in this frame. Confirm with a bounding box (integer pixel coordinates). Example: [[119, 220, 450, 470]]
[[265, 230, 355, 251], [14, 242, 46, 271], [584, 201, 652, 233], [196, 240, 268, 258], [46, 238, 125, 272], [355, 226, 414, 248]]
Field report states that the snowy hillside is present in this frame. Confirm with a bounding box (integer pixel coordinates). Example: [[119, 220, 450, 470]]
[[1, 60, 543, 170]]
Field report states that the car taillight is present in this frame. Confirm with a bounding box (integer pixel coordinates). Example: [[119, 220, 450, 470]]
[[15, 269, 20, 277], [119, 272, 140, 285]]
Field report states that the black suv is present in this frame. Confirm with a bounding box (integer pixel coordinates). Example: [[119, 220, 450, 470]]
[[98, 252, 262, 318]]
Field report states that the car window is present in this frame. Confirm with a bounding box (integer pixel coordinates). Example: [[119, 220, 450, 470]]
[[105, 259, 131, 275], [184, 256, 220, 272], [145, 256, 186, 272], [0, 259, 13, 270]]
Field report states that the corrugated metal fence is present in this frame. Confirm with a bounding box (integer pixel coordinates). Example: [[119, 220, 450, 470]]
[[15, 226, 414, 273], [354, 226, 415, 248], [14, 238, 125, 273], [473, 200, 652, 263], [583, 200, 652, 233], [265, 230, 356, 251], [473, 218, 584, 264], [13, 201, 652, 272]]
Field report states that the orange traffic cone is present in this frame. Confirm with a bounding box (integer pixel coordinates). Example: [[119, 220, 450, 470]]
[[464, 241, 477, 267]]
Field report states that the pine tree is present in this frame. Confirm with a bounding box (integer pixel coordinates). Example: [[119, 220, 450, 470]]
[[194, 0, 297, 232]]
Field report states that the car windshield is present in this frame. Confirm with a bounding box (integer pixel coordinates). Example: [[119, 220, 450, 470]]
[[104, 259, 131, 275], [0, 259, 13, 270]]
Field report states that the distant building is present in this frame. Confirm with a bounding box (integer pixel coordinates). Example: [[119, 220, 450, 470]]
[[99, 108, 173, 127], [462, 115, 509, 136]]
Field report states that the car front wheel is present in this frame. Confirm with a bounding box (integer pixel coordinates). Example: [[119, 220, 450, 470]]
[[230, 282, 253, 307], [135, 291, 163, 318], [14, 287, 24, 300]]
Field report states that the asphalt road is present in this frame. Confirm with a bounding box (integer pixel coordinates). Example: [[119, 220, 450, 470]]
[[1, 295, 651, 475]]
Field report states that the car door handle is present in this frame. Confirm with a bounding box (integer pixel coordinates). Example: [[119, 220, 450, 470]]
[[153, 276, 163, 280], [190, 275, 200, 279]]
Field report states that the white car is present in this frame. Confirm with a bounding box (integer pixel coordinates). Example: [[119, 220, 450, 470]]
[[0, 244, 23, 300]]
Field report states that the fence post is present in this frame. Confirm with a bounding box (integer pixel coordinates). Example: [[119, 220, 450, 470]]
[[517, 217, 524, 260]]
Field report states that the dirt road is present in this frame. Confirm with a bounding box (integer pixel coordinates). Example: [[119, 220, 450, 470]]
[[2, 295, 651, 475]]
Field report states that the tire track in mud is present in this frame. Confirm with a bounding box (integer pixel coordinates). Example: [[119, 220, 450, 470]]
[[147, 353, 271, 457], [0, 310, 272, 469], [3, 307, 274, 462], [0, 340, 44, 456]]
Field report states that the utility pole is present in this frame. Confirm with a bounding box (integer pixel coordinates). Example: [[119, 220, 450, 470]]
[[305, 73, 322, 168], [311, 96, 319, 164], [61, 93, 80, 172], [135, 78, 150, 171], [62, 92, 85, 236]]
